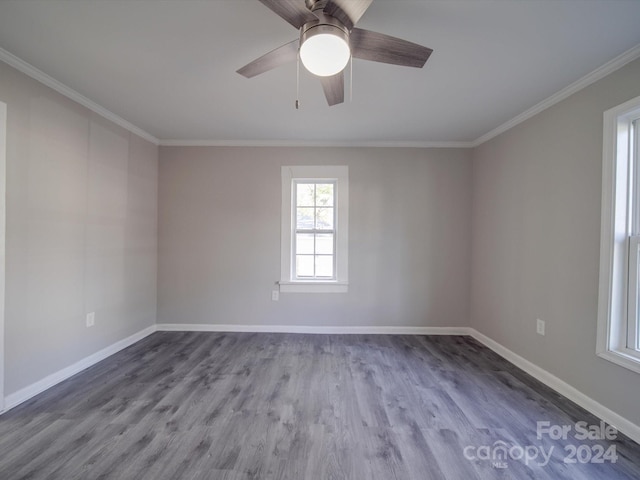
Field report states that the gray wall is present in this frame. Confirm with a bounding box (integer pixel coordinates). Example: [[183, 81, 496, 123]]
[[158, 146, 472, 329], [0, 62, 158, 395], [471, 58, 640, 426], [3, 42, 639, 431]]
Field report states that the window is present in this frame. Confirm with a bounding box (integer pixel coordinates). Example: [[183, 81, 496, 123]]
[[294, 182, 336, 279], [280, 166, 348, 293], [597, 95, 640, 373]]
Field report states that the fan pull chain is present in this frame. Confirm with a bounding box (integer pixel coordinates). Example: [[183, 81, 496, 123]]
[[349, 54, 353, 102], [296, 50, 300, 110]]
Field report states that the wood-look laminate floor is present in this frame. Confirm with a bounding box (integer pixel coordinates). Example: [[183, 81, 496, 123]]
[[1, 332, 639, 480]]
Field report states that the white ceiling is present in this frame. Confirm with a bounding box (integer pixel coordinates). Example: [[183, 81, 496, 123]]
[[0, 0, 639, 145]]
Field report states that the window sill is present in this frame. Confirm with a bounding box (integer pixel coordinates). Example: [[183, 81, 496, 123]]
[[279, 281, 348, 293], [597, 348, 640, 375]]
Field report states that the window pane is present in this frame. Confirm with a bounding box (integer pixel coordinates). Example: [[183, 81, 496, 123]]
[[316, 208, 334, 229], [636, 245, 640, 351], [315, 255, 334, 278], [316, 233, 334, 254], [296, 255, 314, 277], [296, 233, 314, 255], [296, 183, 315, 207], [296, 208, 314, 229], [316, 183, 334, 207]]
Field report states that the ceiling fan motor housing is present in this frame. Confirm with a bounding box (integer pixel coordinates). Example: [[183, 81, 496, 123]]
[[299, 14, 350, 48]]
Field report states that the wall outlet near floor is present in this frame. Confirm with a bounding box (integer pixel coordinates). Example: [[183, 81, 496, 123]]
[[86, 312, 95, 328], [536, 318, 545, 336], [271, 290, 279, 301]]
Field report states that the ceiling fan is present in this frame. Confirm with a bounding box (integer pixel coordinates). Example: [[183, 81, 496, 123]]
[[237, 0, 433, 106]]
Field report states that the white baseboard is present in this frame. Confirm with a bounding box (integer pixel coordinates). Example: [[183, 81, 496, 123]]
[[469, 328, 640, 445], [3, 321, 638, 447], [2, 325, 157, 413], [155, 323, 470, 336]]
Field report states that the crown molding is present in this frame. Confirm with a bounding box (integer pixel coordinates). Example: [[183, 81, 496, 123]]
[[0, 45, 469, 149], [159, 139, 474, 148], [3, 40, 639, 151], [0, 47, 159, 146], [471, 43, 640, 147]]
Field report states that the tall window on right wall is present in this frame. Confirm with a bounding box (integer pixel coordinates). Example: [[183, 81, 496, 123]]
[[597, 95, 640, 373], [626, 117, 640, 355]]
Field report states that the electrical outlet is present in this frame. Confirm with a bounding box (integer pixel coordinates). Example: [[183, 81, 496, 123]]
[[536, 318, 545, 336], [271, 290, 279, 301], [86, 312, 95, 328]]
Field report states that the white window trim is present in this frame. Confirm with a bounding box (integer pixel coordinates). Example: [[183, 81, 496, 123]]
[[0, 102, 6, 412], [280, 165, 348, 293], [597, 94, 640, 374]]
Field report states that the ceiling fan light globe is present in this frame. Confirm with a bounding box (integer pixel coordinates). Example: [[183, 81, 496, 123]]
[[300, 32, 350, 77]]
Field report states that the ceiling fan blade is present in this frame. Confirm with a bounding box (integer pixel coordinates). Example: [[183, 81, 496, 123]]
[[257, 0, 317, 29], [351, 28, 433, 68], [320, 71, 344, 106], [237, 39, 299, 78], [324, 0, 372, 30]]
